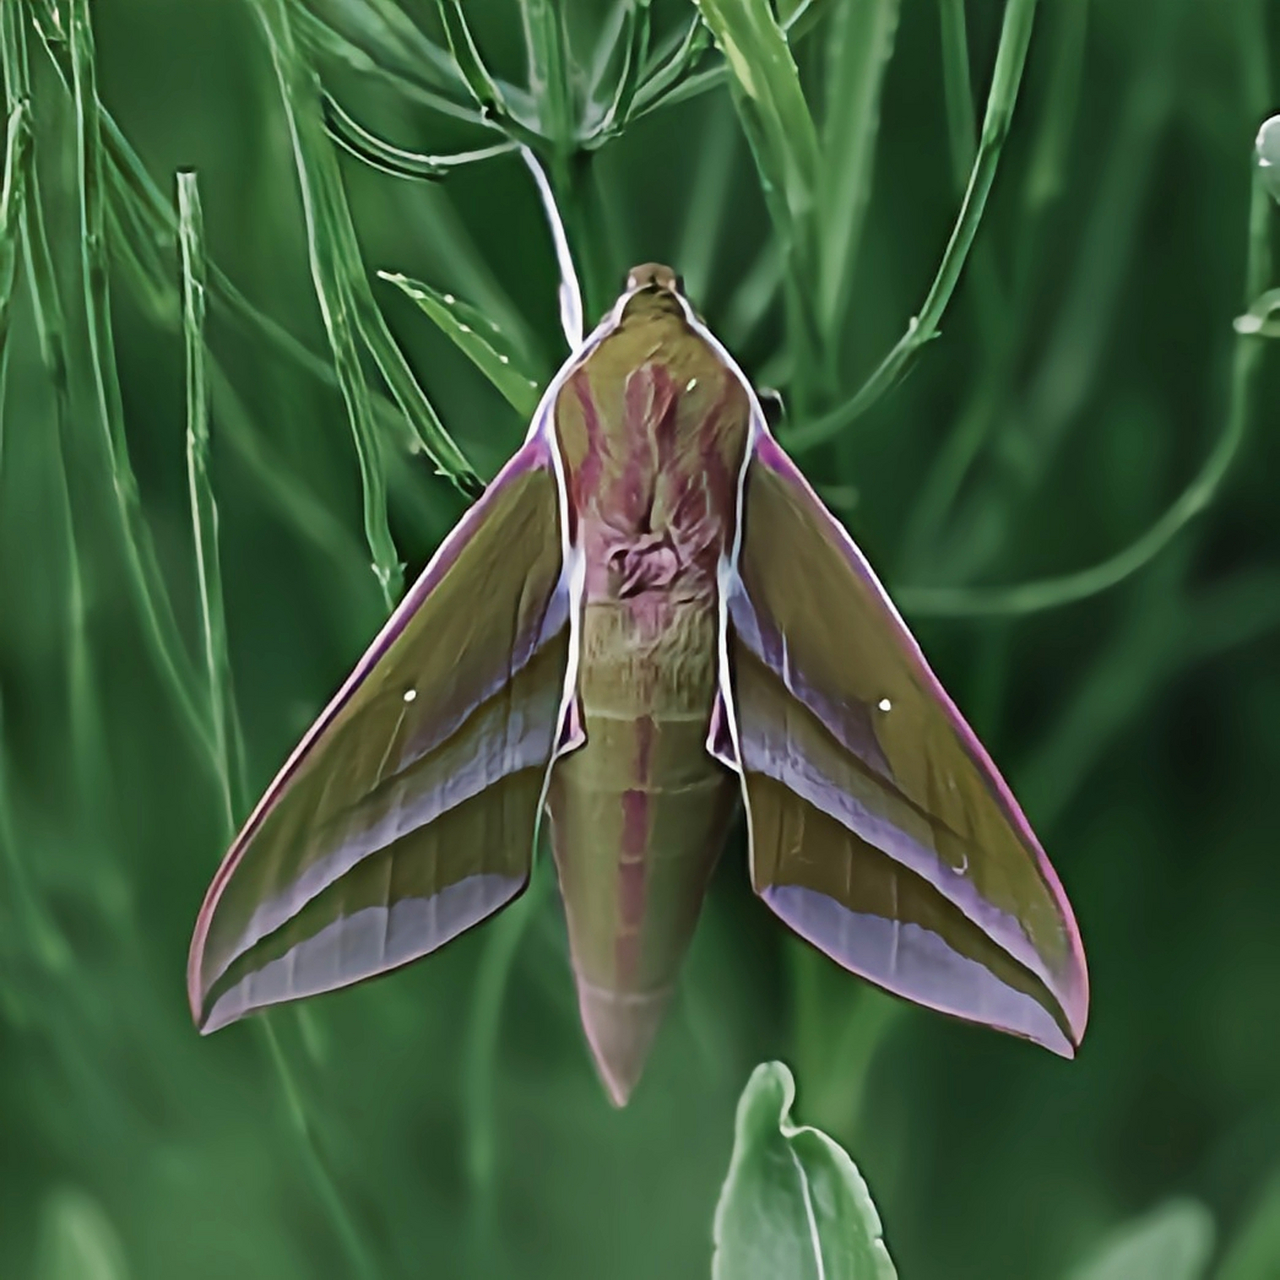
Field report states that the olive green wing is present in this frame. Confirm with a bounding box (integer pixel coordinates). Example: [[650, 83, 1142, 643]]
[[188, 434, 575, 1032], [721, 433, 1088, 1054]]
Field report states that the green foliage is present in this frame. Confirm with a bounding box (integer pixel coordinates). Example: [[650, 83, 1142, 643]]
[[713, 1061, 896, 1280], [378, 270, 543, 416], [2, 0, 1280, 1277], [1063, 1201, 1215, 1280]]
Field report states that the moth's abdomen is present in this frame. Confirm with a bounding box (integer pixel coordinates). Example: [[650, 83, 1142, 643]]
[[545, 598, 738, 1104]]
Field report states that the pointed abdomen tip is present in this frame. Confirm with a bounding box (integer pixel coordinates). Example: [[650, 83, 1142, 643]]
[[575, 980, 674, 1108]]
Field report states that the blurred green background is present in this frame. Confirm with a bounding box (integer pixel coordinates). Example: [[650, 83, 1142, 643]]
[[2, 0, 1279, 1277]]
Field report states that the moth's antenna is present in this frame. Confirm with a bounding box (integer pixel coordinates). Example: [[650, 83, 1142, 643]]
[[521, 146, 584, 350]]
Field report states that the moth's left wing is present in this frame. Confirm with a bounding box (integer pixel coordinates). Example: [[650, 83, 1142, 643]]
[[188, 434, 574, 1032], [721, 433, 1088, 1054]]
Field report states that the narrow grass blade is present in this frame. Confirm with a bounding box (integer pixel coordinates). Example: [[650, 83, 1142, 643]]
[[519, 0, 573, 145], [0, 100, 31, 474], [695, 0, 820, 272], [68, 0, 213, 759], [261, 1021, 381, 1280], [293, 4, 486, 126], [937, 0, 976, 193], [436, 0, 510, 120], [379, 271, 542, 417], [631, 14, 710, 116], [463, 863, 552, 1237], [816, 0, 900, 337], [4, 1, 104, 815], [785, 0, 1039, 450], [585, 0, 650, 145], [676, 94, 737, 304], [254, 0, 403, 604], [179, 171, 245, 831], [321, 91, 517, 179], [712, 1062, 897, 1280]]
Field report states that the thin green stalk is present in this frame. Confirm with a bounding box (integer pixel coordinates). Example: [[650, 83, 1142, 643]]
[[816, 0, 900, 340], [464, 866, 551, 1228], [5, 1, 102, 814], [294, 3, 487, 126], [520, 0, 573, 149], [261, 1021, 380, 1280], [179, 171, 245, 832], [209, 363, 377, 620], [0, 100, 30, 474], [67, 0, 214, 761], [894, 170, 1270, 619], [937, 0, 976, 193], [676, 95, 737, 305], [255, 0, 401, 605], [321, 91, 518, 179], [784, 0, 1039, 451]]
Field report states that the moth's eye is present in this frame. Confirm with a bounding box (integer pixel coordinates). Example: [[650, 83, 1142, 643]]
[[674, 273, 686, 295], [759, 387, 786, 428]]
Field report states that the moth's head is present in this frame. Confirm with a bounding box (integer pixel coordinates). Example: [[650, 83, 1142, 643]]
[[625, 262, 683, 294], [618, 262, 687, 323]]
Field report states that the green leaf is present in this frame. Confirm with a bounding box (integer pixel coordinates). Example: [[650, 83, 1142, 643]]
[[379, 271, 543, 418], [34, 1188, 130, 1280], [435, 0, 506, 118], [694, 0, 820, 264], [1216, 1170, 1280, 1280], [712, 1062, 896, 1280], [1065, 1200, 1214, 1280]]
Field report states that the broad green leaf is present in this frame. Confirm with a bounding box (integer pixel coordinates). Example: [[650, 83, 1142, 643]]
[[379, 272, 543, 418], [712, 1061, 896, 1280], [34, 1188, 130, 1280], [1216, 1170, 1280, 1280], [1065, 1200, 1214, 1280]]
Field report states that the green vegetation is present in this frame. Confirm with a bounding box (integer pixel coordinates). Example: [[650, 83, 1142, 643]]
[[2, 0, 1279, 1276]]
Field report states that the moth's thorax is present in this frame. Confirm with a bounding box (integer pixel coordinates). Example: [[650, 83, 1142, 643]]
[[553, 306, 750, 624]]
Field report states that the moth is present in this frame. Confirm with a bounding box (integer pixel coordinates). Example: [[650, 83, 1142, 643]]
[[188, 264, 1088, 1105]]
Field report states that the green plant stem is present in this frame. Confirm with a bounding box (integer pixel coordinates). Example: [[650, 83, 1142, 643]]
[[784, 0, 1039, 451], [179, 171, 246, 831], [894, 168, 1270, 619], [261, 1022, 380, 1280], [464, 865, 551, 1232], [937, 0, 976, 193], [68, 0, 215, 763]]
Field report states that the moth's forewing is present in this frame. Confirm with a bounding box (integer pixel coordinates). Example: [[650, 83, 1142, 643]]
[[719, 431, 1088, 1053], [187, 434, 572, 1032]]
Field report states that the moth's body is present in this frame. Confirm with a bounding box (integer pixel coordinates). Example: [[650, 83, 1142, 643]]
[[547, 282, 750, 1099]]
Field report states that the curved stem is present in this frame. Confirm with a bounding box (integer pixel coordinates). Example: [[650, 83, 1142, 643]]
[[783, 0, 1038, 452], [894, 171, 1270, 620]]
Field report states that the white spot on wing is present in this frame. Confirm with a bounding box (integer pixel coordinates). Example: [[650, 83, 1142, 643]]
[[403, 688, 418, 703], [878, 697, 892, 712]]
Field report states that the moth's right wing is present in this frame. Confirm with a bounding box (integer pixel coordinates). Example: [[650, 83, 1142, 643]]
[[723, 434, 1087, 1055], [188, 434, 574, 1032]]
